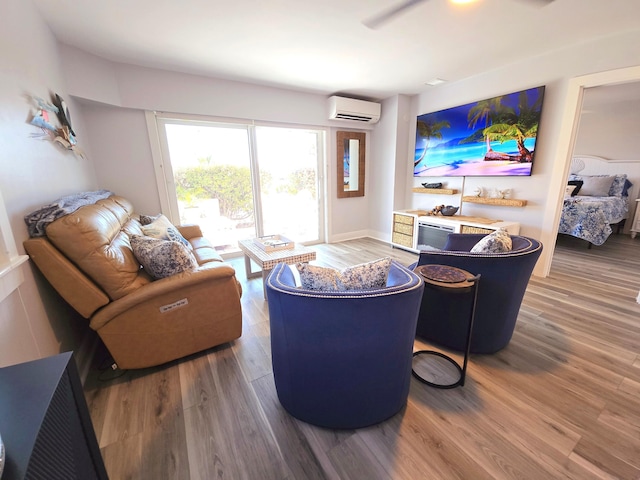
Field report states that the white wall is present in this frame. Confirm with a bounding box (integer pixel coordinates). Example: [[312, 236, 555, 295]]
[[408, 29, 640, 275], [368, 94, 413, 242], [576, 92, 640, 160], [0, 0, 99, 368], [62, 46, 376, 242]]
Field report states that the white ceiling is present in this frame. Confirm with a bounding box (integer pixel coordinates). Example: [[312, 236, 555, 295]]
[[34, 0, 640, 100]]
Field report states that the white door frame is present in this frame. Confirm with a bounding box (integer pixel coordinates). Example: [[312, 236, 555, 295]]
[[539, 65, 640, 277]]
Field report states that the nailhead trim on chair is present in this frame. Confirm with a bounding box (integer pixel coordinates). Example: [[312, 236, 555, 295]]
[[266, 261, 423, 299]]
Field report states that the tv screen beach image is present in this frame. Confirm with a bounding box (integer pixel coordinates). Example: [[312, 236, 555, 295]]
[[414, 86, 545, 177]]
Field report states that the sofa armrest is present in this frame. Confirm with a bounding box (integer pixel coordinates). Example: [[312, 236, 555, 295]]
[[24, 237, 110, 318], [176, 224, 203, 240], [89, 262, 240, 330]]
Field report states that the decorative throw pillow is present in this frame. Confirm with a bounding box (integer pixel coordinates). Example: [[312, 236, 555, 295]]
[[139, 213, 159, 226], [567, 180, 583, 196], [470, 228, 512, 254], [578, 175, 614, 197], [130, 234, 198, 279], [340, 257, 393, 290], [297, 257, 392, 291], [609, 174, 628, 196], [296, 264, 342, 291], [140, 214, 191, 249]]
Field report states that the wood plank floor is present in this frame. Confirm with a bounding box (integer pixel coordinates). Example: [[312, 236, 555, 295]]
[[83, 234, 640, 480]]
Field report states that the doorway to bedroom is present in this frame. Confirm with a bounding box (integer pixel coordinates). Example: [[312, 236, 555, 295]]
[[154, 115, 325, 254], [556, 81, 640, 252]]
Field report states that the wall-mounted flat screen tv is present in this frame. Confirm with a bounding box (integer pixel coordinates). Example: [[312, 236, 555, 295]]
[[414, 86, 545, 177]]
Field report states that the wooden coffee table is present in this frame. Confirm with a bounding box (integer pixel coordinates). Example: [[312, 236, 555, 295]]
[[238, 238, 316, 299]]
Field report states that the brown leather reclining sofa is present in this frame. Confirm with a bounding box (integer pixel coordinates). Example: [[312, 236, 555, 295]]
[[24, 195, 242, 369]]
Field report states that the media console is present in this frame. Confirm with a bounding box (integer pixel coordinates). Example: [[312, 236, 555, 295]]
[[391, 210, 520, 253]]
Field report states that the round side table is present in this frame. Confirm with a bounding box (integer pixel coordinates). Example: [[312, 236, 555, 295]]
[[412, 264, 480, 389]]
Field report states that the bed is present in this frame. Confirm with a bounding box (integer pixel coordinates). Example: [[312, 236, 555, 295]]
[[558, 173, 632, 246]]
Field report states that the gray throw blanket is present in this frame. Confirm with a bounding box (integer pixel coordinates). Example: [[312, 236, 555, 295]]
[[25, 189, 114, 237]]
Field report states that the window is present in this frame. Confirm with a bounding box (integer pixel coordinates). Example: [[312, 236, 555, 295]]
[[152, 114, 325, 255]]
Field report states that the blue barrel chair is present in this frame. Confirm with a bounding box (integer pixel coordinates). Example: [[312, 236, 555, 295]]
[[410, 233, 542, 354], [265, 260, 424, 429]]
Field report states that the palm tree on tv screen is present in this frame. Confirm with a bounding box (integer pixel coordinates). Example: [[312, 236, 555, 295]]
[[466, 96, 505, 154], [482, 87, 544, 162], [414, 119, 450, 167]]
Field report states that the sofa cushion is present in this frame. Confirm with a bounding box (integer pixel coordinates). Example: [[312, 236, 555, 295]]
[[140, 214, 191, 249], [130, 235, 198, 279], [45, 196, 151, 300], [297, 257, 392, 291], [470, 228, 512, 254]]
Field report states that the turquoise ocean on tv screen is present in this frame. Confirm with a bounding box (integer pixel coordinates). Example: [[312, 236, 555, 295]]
[[415, 138, 535, 167]]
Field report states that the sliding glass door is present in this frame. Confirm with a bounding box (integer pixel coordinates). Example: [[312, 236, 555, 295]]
[[155, 116, 324, 254], [254, 126, 321, 241]]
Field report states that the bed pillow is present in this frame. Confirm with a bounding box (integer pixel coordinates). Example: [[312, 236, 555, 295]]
[[470, 228, 512, 254], [609, 174, 628, 196], [567, 180, 583, 196], [297, 257, 392, 291], [622, 178, 633, 196], [130, 235, 198, 279], [579, 176, 614, 197]]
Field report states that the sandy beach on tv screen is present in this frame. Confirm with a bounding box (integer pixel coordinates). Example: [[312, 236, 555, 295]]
[[422, 161, 532, 177]]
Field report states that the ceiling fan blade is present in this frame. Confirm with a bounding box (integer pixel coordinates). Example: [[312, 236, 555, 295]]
[[363, 0, 428, 29], [514, 0, 555, 6]]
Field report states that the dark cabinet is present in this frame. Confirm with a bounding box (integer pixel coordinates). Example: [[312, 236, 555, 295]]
[[0, 352, 108, 480]]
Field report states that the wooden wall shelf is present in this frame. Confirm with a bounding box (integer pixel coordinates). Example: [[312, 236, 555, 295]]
[[412, 187, 458, 195], [462, 196, 527, 207]]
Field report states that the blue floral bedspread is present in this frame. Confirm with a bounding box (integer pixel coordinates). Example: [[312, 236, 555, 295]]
[[559, 195, 629, 245]]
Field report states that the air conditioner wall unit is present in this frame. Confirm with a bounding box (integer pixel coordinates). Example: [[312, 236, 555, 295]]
[[328, 96, 381, 124]]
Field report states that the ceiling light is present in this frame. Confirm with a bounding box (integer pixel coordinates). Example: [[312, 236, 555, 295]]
[[450, 0, 478, 4], [425, 78, 447, 86]]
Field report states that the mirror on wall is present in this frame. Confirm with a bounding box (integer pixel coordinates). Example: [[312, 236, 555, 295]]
[[337, 131, 366, 198]]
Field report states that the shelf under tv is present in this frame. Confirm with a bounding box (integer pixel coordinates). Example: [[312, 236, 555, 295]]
[[462, 196, 527, 207], [412, 187, 458, 195]]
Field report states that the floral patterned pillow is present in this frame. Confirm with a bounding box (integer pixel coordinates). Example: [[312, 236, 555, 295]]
[[296, 264, 342, 291], [470, 228, 512, 254], [140, 214, 191, 249], [130, 234, 198, 279], [297, 257, 392, 291]]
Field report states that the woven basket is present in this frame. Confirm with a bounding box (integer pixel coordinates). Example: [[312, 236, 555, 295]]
[[460, 225, 493, 234]]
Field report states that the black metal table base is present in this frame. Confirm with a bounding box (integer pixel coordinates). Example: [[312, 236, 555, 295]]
[[411, 267, 481, 389], [412, 350, 464, 389]]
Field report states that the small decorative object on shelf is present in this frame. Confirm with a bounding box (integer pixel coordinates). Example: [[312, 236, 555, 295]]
[[497, 188, 511, 199], [488, 188, 511, 199], [422, 182, 442, 189], [253, 235, 294, 252], [427, 205, 459, 216], [472, 186, 483, 197], [440, 205, 459, 216]]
